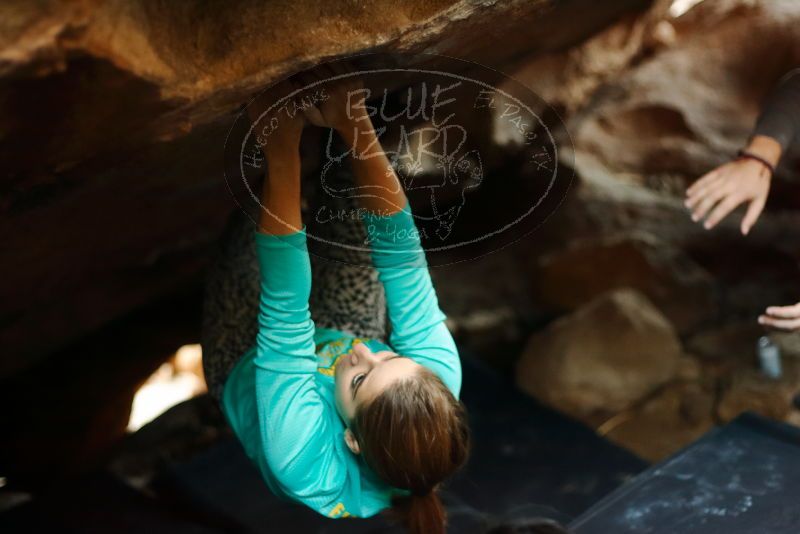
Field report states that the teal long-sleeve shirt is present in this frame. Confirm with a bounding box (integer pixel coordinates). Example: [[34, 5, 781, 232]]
[[220, 201, 462, 519]]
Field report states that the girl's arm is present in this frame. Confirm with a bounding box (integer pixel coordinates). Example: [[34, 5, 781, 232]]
[[685, 68, 799, 234], [306, 67, 407, 215], [251, 85, 304, 236], [357, 201, 463, 397], [245, 89, 347, 512], [316, 76, 462, 396], [336, 109, 408, 215]]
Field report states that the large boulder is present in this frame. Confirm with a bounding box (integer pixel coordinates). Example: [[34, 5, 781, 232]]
[[516, 287, 682, 419]]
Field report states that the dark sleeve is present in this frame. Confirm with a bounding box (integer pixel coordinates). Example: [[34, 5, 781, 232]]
[[753, 68, 800, 152]]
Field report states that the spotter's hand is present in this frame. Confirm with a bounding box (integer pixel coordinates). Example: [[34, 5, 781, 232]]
[[759, 302, 800, 331]]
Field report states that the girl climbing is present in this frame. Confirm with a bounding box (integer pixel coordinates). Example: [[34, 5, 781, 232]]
[[201, 66, 470, 534]]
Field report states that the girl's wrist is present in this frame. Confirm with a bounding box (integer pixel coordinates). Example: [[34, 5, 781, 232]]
[[266, 130, 301, 151], [267, 154, 300, 175], [263, 139, 301, 172]]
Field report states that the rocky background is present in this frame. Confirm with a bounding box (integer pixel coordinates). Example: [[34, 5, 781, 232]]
[[438, 0, 800, 462], [3, 0, 800, 512]]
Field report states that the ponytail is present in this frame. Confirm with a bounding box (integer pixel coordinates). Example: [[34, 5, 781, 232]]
[[353, 369, 470, 534], [392, 490, 447, 534]]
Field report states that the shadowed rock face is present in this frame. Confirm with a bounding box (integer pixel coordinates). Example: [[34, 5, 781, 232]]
[[0, 0, 652, 377]]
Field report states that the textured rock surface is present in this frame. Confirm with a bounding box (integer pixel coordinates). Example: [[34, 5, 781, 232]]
[[602, 320, 800, 461], [716, 365, 800, 423], [512, 0, 800, 177], [690, 321, 800, 425], [566, 0, 800, 181], [511, 0, 800, 284], [0, 0, 652, 377], [7, 0, 800, 486], [531, 231, 715, 334], [602, 381, 715, 462], [516, 288, 682, 419], [511, 2, 800, 460]]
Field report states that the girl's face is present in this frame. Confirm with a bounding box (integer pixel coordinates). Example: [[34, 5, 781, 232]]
[[334, 341, 420, 424]]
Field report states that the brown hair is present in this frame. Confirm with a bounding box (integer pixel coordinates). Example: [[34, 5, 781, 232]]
[[352, 366, 470, 534]]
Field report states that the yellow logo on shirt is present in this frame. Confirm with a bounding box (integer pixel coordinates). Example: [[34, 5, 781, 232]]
[[328, 502, 354, 518], [316, 337, 365, 376]]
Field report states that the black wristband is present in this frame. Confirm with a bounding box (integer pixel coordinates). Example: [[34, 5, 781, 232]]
[[736, 149, 776, 177]]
